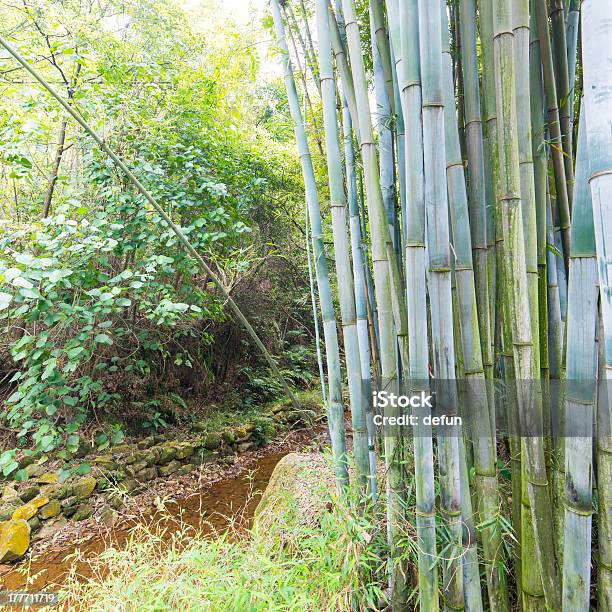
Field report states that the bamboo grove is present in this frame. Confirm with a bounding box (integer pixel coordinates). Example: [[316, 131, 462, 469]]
[[271, 0, 612, 610]]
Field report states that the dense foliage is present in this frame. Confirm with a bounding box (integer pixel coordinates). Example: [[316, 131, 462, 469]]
[[0, 0, 313, 470]]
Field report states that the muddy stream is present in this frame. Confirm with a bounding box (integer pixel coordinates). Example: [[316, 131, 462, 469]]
[[0, 451, 288, 594]]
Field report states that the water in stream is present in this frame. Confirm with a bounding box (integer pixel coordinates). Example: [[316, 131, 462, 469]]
[[0, 452, 287, 593]]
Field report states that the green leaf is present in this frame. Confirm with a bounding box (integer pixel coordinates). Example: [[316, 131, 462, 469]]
[[0, 292, 12, 311], [94, 333, 113, 346]]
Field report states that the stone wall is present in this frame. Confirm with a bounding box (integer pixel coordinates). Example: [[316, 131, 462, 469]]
[[0, 401, 307, 563]]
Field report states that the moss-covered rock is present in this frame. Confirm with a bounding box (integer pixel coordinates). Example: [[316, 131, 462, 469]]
[[137, 436, 156, 450], [157, 445, 177, 465], [124, 461, 148, 478], [73, 476, 97, 500], [0, 518, 30, 562], [38, 499, 61, 520], [12, 496, 49, 521], [24, 463, 46, 479], [72, 504, 94, 521], [238, 442, 256, 453], [158, 460, 181, 477], [202, 432, 221, 450], [192, 422, 208, 433], [27, 516, 41, 532], [19, 486, 40, 503], [177, 464, 194, 476], [135, 467, 157, 482], [93, 455, 118, 471], [175, 443, 194, 460], [221, 430, 236, 444]]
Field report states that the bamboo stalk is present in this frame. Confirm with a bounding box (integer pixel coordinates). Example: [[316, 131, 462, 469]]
[[418, 1, 464, 608], [338, 1, 410, 600], [269, 1, 349, 487], [397, 0, 439, 608], [549, 0, 575, 205], [561, 104, 596, 611], [534, 0, 571, 276], [458, 0, 493, 387], [582, 2, 612, 606], [491, 1, 561, 608], [442, 5, 508, 609], [315, 0, 371, 491]]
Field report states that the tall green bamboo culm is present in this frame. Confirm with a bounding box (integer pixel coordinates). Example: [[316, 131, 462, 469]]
[[529, 2, 553, 382], [561, 104, 597, 612], [338, 0, 409, 601], [491, 0, 561, 608], [534, 0, 571, 276], [565, 0, 580, 134], [418, 1, 464, 608], [512, 3, 548, 602], [441, 5, 507, 610], [458, 0, 493, 387], [549, 0, 575, 202], [582, 2, 612, 607], [442, 4, 509, 609], [396, 0, 439, 608], [0, 34, 303, 416], [479, 0, 499, 396], [305, 208, 327, 404], [369, 7, 396, 257], [342, 95, 377, 496], [269, 0, 349, 488], [315, 0, 370, 492]]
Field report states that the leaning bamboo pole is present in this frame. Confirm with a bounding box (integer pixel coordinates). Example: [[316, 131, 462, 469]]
[[582, 2, 612, 606], [270, 0, 349, 487], [534, 0, 571, 276], [561, 105, 597, 612], [441, 5, 509, 609], [396, 1, 439, 608], [418, 1, 464, 608], [549, 0, 575, 203], [491, 1, 561, 609], [314, 0, 371, 491]]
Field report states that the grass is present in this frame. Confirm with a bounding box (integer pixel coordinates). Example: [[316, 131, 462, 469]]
[[59, 452, 388, 611]]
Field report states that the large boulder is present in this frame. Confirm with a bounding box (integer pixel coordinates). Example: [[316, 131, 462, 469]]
[[0, 518, 31, 562], [254, 453, 331, 535]]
